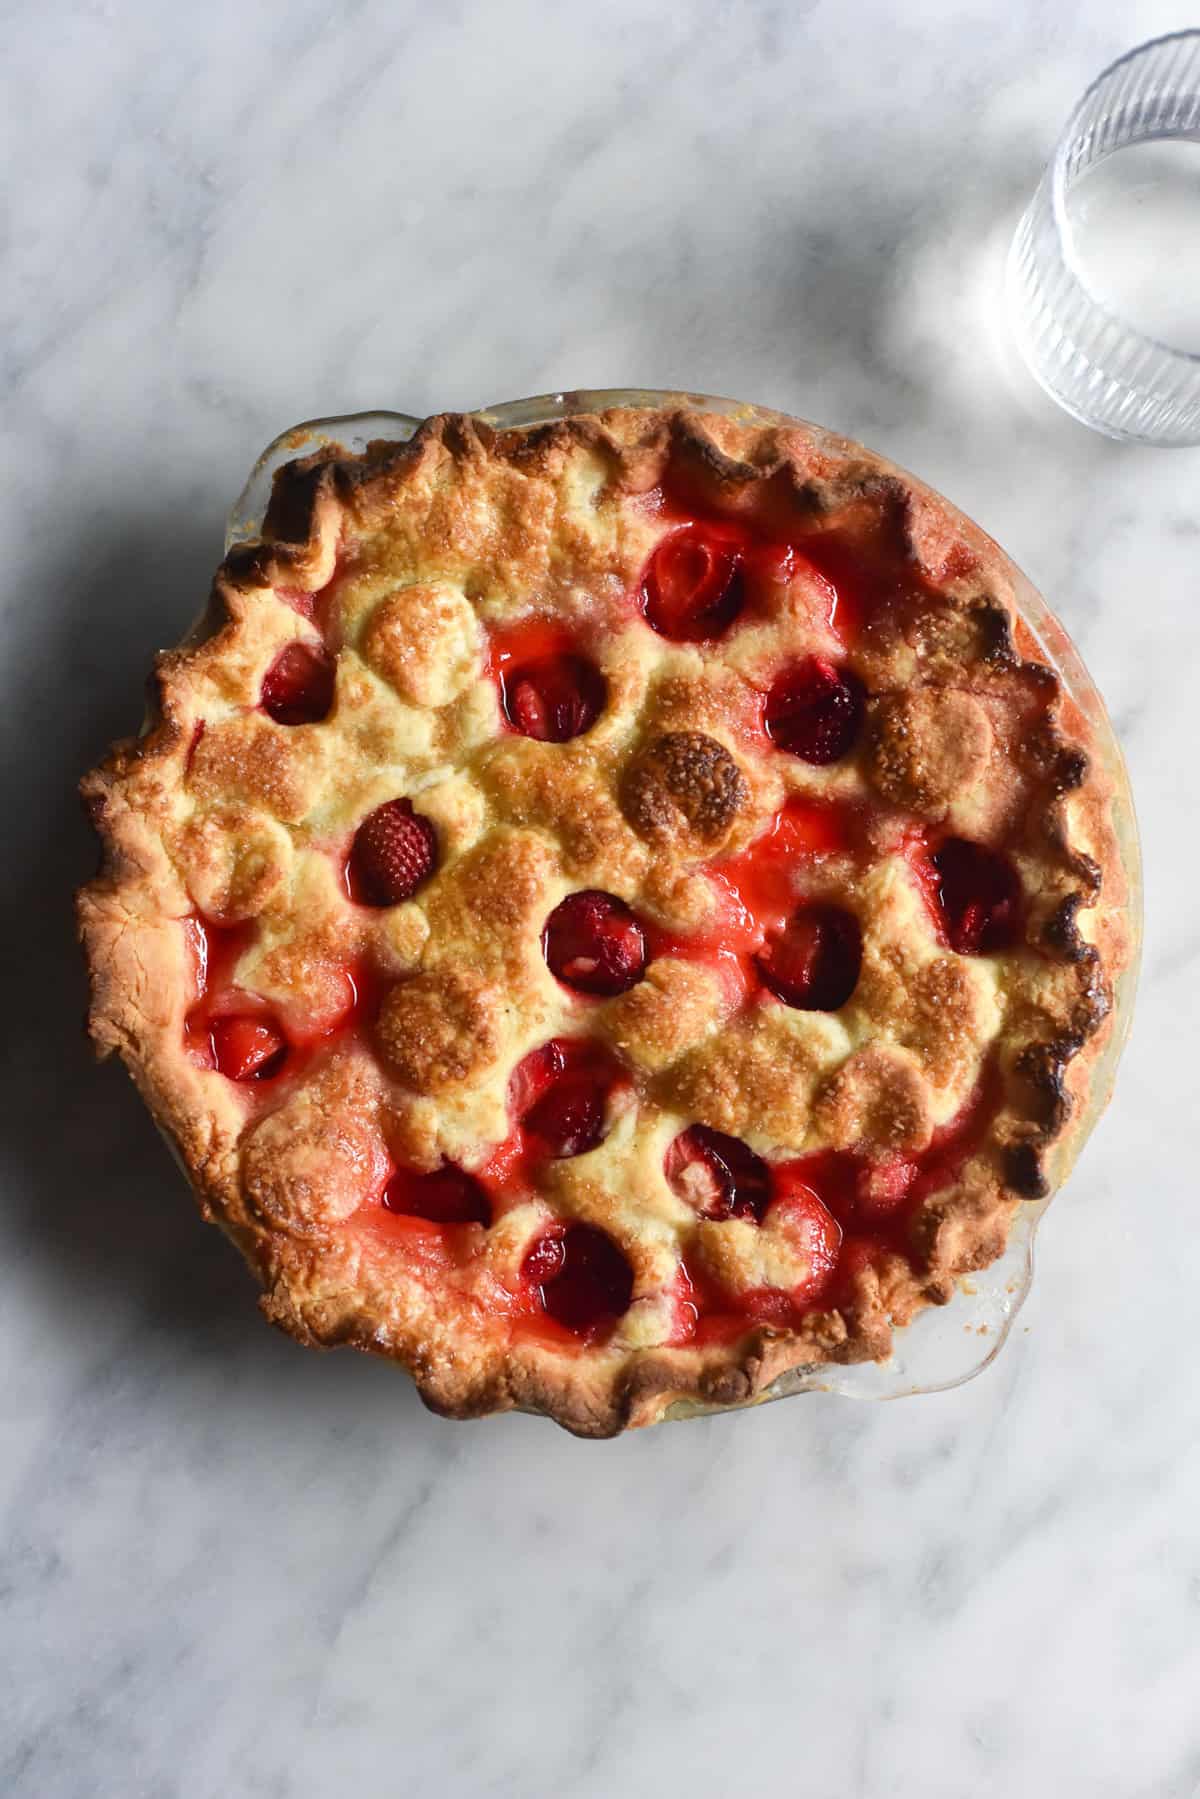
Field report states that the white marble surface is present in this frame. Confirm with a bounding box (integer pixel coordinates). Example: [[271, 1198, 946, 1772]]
[[2, 2, 1198, 1794]]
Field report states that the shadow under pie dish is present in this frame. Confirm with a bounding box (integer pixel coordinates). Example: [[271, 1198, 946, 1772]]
[[77, 393, 1139, 1437]]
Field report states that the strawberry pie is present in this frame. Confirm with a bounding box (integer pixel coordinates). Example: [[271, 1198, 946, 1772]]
[[78, 407, 1132, 1434]]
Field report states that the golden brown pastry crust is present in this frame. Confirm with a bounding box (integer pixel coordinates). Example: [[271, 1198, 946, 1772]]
[[78, 407, 1131, 1436]]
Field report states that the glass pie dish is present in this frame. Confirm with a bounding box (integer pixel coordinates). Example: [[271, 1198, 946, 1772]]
[[224, 388, 1142, 1418]]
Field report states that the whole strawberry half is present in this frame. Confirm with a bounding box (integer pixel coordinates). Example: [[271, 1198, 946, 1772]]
[[349, 799, 438, 907]]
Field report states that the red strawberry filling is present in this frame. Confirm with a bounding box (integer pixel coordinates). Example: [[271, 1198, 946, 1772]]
[[348, 799, 438, 907], [541, 890, 647, 996], [209, 1014, 288, 1082], [665, 1125, 772, 1222], [757, 1177, 842, 1309], [382, 1164, 491, 1227], [642, 527, 745, 641], [260, 641, 336, 726], [764, 656, 864, 763], [525, 1078, 607, 1159], [755, 903, 862, 1010], [500, 654, 606, 742], [773, 1150, 916, 1234], [682, 1175, 842, 1337], [929, 837, 1022, 955], [510, 1038, 621, 1159], [522, 1223, 634, 1339], [184, 915, 376, 1090]]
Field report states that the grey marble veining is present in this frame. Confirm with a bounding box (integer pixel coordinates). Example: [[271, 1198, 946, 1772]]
[[2, 2, 1199, 1795]]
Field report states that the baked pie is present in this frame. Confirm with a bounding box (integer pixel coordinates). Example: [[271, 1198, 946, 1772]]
[[78, 406, 1132, 1435]]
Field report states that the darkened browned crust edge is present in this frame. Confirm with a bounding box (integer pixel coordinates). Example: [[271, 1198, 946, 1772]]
[[77, 407, 1132, 1437]]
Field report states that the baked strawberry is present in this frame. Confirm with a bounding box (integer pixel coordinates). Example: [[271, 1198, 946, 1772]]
[[349, 799, 438, 907], [642, 527, 745, 642], [210, 1014, 287, 1082], [260, 641, 336, 726], [764, 656, 864, 764], [766, 1176, 842, 1304], [542, 890, 647, 995], [665, 1125, 772, 1222], [755, 903, 862, 1010], [523, 1223, 634, 1338], [501, 654, 606, 741], [511, 1038, 620, 1158], [382, 1164, 491, 1226], [930, 837, 1022, 955], [525, 1074, 607, 1158]]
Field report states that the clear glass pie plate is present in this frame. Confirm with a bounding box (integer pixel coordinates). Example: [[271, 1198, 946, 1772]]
[[226, 389, 1142, 1418]]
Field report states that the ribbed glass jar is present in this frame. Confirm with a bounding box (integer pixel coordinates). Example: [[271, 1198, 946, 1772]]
[[1008, 31, 1200, 445]]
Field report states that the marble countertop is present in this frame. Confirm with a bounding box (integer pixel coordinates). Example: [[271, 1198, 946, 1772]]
[[3, 2, 1198, 1794]]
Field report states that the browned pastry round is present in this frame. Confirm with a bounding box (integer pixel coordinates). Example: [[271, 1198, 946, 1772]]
[[621, 730, 749, 849], [78, 407, 1132, 1435]]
